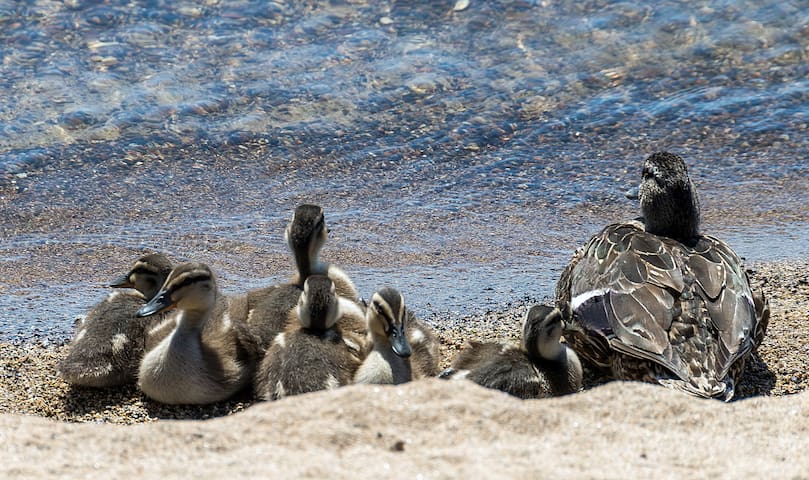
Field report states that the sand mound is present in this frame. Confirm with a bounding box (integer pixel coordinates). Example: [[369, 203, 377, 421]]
[[3, 380, 807, 478]]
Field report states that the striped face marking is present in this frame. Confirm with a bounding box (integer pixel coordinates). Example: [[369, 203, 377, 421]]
[[129, 263, 159, 293], [169, 272, 212, 296], [163, 267, 214, 307], [370, 289, 406, 335], [130, 262, 159, 279], [369, 288, 413, 357], [140, 263, 215, 316], [125, 254, 173, 298]]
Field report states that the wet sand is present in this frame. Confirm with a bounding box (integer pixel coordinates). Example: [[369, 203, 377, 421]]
[[1, 219, 807, 478], [3, 139, 809, 342]]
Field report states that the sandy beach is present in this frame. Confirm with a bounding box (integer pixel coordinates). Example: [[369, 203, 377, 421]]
[[3, 380, 808, 479], [1, 260, 807, 478], [1, 2, 808, 477]]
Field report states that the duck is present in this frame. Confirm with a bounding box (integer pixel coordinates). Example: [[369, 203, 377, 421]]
[[245, 204, 364, 350], [286, 204, 361, 301], [353, 287, 441, 385], [555, 151, 770, 400], [136, 262, 260, 404], [439, 305, 582, 398], [254, 275, 366, 400], [58, 253, 173, 388]]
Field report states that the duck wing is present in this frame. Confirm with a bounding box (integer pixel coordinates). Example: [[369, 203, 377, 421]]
[[560, 222, 762, 399], [562, 222, 687, 378], [687, 235, 760, 380]]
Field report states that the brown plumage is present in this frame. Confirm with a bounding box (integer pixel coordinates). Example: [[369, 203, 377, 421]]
[[556, 152, 769, 400], [244, 204, 363, 351], [58, 253, 173, 388], [353, 287, 441, 385], [137, 263, 260, 405], [440, 305, 582, 398], [285, 204, 360, 301], [254, 276, 365, 400]]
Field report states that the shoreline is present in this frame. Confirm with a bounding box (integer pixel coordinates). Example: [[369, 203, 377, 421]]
[[1, 259, 807, 424]]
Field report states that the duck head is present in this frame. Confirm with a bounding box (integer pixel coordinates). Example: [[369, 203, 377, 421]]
[[285, 204, 328, 276], [137, 263, 217, 318], [367, 287, 412, 358], [522, 305, 565, 362], [297, 275, 340, 330], [110, 253, 173, 300], [632, 151, 701, 240]]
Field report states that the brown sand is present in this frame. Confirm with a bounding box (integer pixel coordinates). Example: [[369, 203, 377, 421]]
[[1, 260, 808, 477], [3, 381, 808, 478]]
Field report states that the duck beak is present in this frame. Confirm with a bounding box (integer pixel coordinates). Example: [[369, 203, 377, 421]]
[[389, 325, 412, 358], [137, 289, 174, 317], [109, 274, 133, 288], [625, 185, 640, 200]]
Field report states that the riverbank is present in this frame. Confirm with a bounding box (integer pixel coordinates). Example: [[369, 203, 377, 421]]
[[1, 260, 807, 478], [1, 260, 807, 424]]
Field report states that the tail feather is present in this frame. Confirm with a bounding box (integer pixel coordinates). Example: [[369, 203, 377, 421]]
[[657, 376, 734, 401]]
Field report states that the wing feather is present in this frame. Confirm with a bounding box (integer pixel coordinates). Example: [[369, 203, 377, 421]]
[[561, 222, 760, 396]]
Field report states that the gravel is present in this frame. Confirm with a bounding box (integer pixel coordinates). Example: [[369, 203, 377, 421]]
[[1, 260, 806, 424]]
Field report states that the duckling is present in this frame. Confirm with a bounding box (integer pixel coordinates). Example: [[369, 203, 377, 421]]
[[246, 204, 364, 350], [254, 275, 365, 400], [58, 253, 172, 388], [286, 203, 360, 301], [354, 287, 440, 385], [440, 305, 582, 398], [556, 151, 769, 400], [136, 262, 260, 404]]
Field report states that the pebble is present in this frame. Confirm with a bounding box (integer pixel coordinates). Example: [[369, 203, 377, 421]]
[[0, 261, 806, 424], [453, 0, 470, 12]]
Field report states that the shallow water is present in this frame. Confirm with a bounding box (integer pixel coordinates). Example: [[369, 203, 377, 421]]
[[1, 0, 807, 341]]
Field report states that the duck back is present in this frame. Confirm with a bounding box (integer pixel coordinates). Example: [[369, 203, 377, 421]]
[[450, 342, 551, 399], [255, 323, 363, 400], [558, 222, 765, 399], [59, 291, 153, 387]]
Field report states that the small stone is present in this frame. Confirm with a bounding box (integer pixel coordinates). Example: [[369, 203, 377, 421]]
[[453, 0, 470, 12]]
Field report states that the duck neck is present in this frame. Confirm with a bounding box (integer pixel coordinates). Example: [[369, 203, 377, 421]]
[[529, 341, 580, 395], [293, 245, 327, 282], [371, 332, 412, 384], [642, 182, 701, 240], [525, 336, 565, 364], [539, 340, 565, 363], [174, 308, 210, 334]]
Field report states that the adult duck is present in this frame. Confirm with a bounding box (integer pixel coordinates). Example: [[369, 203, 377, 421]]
[[556, 151, 769, 400]]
